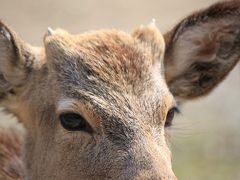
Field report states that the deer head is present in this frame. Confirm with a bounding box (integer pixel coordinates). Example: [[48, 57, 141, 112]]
[[0, 1, 239, 179]]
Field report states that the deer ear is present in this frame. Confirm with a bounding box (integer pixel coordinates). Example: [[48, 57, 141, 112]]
[[164, 1, 240, 101], [0, 21, 35, 98], [132, 22, 165, 64]]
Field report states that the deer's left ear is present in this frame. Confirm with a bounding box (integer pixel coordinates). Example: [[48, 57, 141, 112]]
[[164, 1, 240, 101], [0, 20, 38, 101]]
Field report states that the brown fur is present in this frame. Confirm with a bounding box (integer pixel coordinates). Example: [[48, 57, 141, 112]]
[[0, 128, 24, 180], [0, 1, 239, 179]]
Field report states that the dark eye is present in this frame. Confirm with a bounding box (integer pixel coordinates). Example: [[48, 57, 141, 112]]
[[165, 107, 179, 128], [59, 113, 93, 133]]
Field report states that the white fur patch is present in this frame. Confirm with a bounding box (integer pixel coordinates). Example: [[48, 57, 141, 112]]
[[57, 98, 78, 112]]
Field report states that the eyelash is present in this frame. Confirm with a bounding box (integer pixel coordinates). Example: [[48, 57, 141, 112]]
[[164, 107, 180, 128]]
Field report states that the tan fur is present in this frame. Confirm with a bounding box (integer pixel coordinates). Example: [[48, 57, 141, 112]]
[[0, 127, 24, 180], [0, 1, 239, 179]]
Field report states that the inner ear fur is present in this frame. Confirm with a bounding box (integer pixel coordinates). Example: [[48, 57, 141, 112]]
[[164, 1, 240, 101]]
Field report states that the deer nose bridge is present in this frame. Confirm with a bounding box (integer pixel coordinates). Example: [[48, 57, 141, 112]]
[[104, 121, 176, 179], [111, 145, 177, 180], [104, 115, 165, 151]]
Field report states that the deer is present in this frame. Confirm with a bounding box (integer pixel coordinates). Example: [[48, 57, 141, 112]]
[[0, 1, 239, 179]]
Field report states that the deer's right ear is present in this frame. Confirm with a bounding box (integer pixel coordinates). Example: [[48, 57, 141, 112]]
[[164, 1, 240, 101], [0, 21, 35, 98]]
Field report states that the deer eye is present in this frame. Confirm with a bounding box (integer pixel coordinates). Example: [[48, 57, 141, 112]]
[[165, 107, 179, 128], [59, 113, 93, 133]]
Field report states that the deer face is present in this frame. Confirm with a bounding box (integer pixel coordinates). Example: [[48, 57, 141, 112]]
[[0, 1, 240, 179], [22, 29, 176, 179]]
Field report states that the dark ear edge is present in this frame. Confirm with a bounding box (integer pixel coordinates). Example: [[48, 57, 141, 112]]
[[0, 20, 27, 67], [0, 20, 42, 106], [164, 1, 240, 101], [0, 21, 19, 54], [0, 20, 35, 88]]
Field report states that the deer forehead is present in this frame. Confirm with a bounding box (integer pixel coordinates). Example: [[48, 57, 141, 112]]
[[44, 29, 168, 95], [42, 29, 173, 123]]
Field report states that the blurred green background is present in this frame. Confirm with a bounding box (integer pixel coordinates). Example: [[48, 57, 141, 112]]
[[0, 0, 239, 179]]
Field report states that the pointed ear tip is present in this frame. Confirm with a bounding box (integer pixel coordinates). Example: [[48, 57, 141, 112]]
[[0, 19, 5, 27], [0, 24, 12, 42]]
